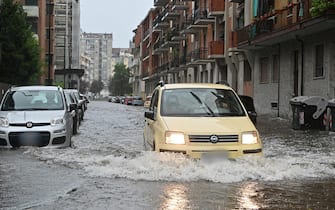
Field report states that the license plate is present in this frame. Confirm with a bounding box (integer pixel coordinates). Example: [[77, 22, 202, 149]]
[[201, 151, 229, 162]]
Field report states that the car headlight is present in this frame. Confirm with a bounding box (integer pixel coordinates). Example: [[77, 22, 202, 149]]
[[242, 131, 258, 144], [51, 117, 65, 126], [0, 117, 9, 127], [165, 131, 185, 145]]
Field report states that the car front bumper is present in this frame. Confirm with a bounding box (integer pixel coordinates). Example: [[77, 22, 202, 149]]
[[0, 125, 71, 148]]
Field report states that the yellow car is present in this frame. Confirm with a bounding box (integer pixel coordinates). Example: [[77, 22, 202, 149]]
[[143, 82, 262, 159]]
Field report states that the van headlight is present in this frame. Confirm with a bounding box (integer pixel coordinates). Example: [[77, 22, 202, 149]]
[[242, 131, 258, 144], [0, 117, 9, 127], [51, 117, 65, 126], [165, 131, 185, 145]]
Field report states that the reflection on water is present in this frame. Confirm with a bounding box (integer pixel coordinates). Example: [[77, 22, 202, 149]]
[[160, 183, 190, 210], [236, 182, 263, 209]]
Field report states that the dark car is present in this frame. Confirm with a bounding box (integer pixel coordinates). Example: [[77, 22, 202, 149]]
[[239, 95, 257, 124], [64, 89, 85, 121], [64, 90, 80, 134]]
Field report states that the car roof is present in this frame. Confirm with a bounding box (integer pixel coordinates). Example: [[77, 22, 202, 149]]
[[9, 85, 62, 91], [159, 83, 232, 90]]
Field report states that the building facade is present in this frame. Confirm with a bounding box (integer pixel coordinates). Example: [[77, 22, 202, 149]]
[[53, 0, 82, 89], [80, 32, 113, 92], [134, 0, 335, 119], [15, 0, 55, 84]]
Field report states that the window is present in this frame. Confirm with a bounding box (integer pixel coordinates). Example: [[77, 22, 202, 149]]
[[315, 44, 324, 78], [272, 54, 279, 82], [260, 57, 269, 83], [26, 0, 38, 6]]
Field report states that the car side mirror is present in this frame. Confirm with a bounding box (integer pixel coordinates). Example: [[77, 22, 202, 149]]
[[144, 111, 155, 120], [69, 103, 77, 111]]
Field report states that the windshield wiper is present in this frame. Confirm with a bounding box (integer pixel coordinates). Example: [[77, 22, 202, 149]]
[[190, 92, 215, 116]]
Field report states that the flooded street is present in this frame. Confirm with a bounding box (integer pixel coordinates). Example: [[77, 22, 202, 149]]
[[1, 101, 335, 209]]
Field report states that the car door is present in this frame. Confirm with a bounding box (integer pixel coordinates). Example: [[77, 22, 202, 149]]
[[144, 89, 159, 149]]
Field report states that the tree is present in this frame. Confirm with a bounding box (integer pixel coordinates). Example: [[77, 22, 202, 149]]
[[0, 0, 42, 85], [90, 80, 104, 95], [109, 63, 132, 96]]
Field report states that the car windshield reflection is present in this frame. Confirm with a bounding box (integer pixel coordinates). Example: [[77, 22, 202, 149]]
[[1, 90, 64, 111], [161, 88, 246, 117]]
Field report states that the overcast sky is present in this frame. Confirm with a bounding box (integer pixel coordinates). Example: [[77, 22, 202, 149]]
[[80, 0, 153, 48]]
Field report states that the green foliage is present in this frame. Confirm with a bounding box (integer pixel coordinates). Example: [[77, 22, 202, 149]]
[[0, 0, 42, 85], [310, 0, 335, 16], [90, 80, 104, 94], [108, 63, 132, 96], [54, 81, 64, 88]]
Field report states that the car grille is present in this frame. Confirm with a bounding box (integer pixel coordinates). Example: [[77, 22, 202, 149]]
[[189, 135, 239, 143], [9, 132, 50, 147], [9, 123, 50, 127]]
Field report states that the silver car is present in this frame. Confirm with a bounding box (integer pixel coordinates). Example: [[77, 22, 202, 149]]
[[0, 86, 74, 148]]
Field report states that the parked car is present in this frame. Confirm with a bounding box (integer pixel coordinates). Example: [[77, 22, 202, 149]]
[[124, 96, 133, 105], [238, 95, 257, 124], [132, 96, 144, 106], [144, 96, 151, 108], [120, 96, 126, 104], [64, 89, 85, 121], [0, 86, 75, 148], [64, 90, 80, 134], [143, 82, 262, 159], [79, 93, 89, 111]]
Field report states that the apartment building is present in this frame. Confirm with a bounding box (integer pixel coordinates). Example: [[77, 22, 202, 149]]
[[233, 0, 335, 118], [134, 0, 335, 118], [53, 0, 82, 89], [15, 0, 55, 84], [80, 32, 113, 89]]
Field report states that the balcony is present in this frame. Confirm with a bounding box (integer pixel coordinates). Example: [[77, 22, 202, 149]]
[[172, 2, 188, 11], [161, 10, 180, 21], [184, 8, 215, 31], [154, 0, 169, 7], [208, 0, 225, 17], [152, 40, 169, 55], [209, 41, 224, 58], [235, 0, 335, 49], [187, 48, 215, 65], [170, 55, 188, 72], [152, 16, 170, 31], [192, 7, 215, 25]]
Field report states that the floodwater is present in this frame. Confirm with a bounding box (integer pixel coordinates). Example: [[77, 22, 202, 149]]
[[1, 100, 335, 210]]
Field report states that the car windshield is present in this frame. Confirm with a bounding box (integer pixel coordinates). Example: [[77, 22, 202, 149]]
[[161, 88, 246, 117], [1, 90, 64, 111]]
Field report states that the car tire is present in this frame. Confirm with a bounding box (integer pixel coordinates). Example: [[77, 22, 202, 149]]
[[73, 118, 78, 135]]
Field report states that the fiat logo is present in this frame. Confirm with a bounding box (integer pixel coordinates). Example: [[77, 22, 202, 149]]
[[26, 122, 33, 128], [210, 135, 219, 143]]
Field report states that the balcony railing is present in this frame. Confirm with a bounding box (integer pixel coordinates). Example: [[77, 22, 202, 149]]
[[193, 7, 215, 25], [209, 0, 225, 17], [187, 48, 212, 64], [236, 0, 319, 46], [154, 0, 169, 7], [209, 41, 224, 58]]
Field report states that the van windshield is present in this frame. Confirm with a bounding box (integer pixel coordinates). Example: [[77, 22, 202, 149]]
[[1, 90, 64, 111], [161, 88, 246, 117]]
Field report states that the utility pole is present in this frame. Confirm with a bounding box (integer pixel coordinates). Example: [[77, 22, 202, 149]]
[[47, 0, 53, 85]]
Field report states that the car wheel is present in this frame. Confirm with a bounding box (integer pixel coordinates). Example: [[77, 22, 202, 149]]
[[73, 118, 78, 135]]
